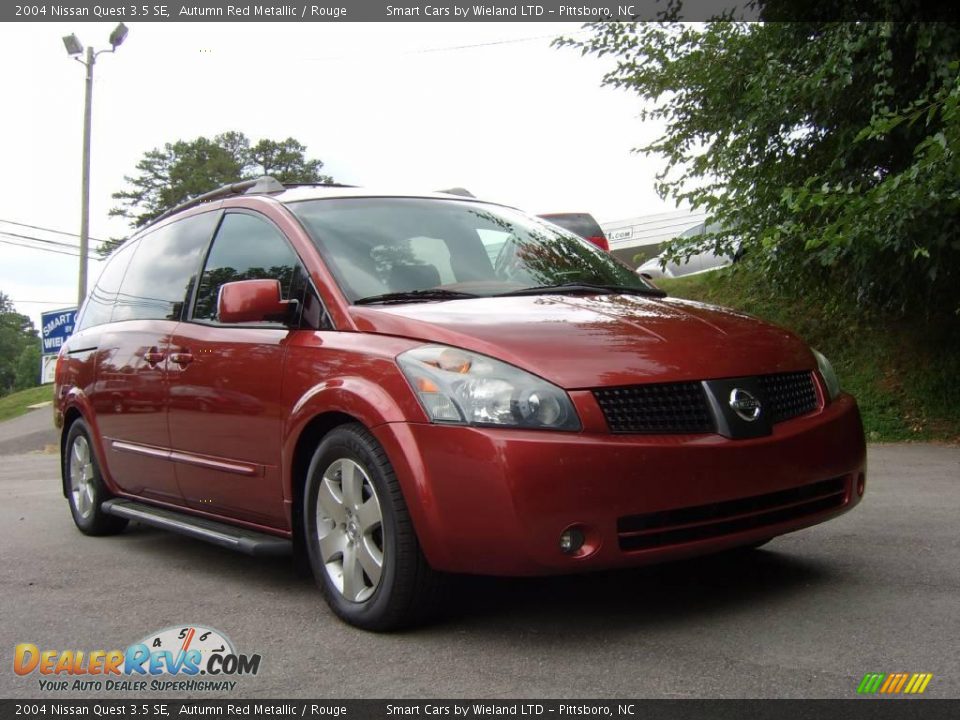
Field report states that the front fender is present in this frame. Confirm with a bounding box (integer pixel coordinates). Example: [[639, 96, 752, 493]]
[[281, 373, 427, 496], [279, 335, 436, 548]]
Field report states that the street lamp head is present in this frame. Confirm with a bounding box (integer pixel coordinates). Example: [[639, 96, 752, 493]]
[[108, 23, 128, 49], [62, 34, 84, 56]]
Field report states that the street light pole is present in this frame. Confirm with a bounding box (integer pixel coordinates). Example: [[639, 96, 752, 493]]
[[62, 23, 128, 308], [78, 45, 94, 308]]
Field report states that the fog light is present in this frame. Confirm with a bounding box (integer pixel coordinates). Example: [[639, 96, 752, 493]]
[[857, 472, 866, 497], [559, 528, 585, 555]]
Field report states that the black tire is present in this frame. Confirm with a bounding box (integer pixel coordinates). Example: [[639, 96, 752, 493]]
[[63, 420, 128, 536], [303, 423, 443, 631]]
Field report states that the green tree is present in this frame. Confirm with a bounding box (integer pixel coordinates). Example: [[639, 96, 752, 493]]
[[557, 16, 960, 315], [0, 292, 40, 395], [107, 132, 333, 249], [14, 344, 40, 390]]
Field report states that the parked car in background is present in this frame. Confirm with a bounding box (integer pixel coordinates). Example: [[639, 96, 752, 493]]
[[538, 212, 610, 251], [637, 222, 736, 279], [56, 179, 864, 631]]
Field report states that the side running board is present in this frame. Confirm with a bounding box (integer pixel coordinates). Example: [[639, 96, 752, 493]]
[[102, 499, 292, 557]]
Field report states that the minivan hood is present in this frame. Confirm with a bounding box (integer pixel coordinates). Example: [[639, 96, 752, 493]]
[[349, 294, 814, 389]]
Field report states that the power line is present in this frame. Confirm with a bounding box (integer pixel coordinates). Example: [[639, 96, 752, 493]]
[[0, 237, 83, 258], [303, 31, 586, 62], [0, 229, 93, 252], [1, 235, 106, 262], [8, 299, 76, 304], [0, 218, 108, 245], [409, 32, 578, 56]]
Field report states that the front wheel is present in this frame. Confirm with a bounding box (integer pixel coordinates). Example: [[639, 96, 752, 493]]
[[303, 423, 443, 630], [64, 420, 128, 536]]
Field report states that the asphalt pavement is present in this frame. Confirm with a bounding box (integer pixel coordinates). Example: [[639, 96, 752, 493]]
[[0, 406, 57, 456], [0, 428, 957, 699]]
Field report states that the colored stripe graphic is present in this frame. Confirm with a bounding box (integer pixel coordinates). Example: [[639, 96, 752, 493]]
[[911, 674, 933, 694], [858, 672, 933, 694], [858, 673, 885, 694], [892, 674, 909, 693]]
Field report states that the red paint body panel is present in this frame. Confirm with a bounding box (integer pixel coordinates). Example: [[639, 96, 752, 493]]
[[373, 393, 865, 575], [167, 324, 288, 525], [350, 295, 814, 388], [90, 320, 179, 502]]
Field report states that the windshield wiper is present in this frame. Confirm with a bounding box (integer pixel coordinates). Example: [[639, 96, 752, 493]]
[[495, 282, 666, 298], [354, 289, 480, 305]]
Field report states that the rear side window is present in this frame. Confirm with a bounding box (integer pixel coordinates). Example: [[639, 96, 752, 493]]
[[75, 239, 139, 331], [112, 212, 219, 323], [192, 212, 303, 323]]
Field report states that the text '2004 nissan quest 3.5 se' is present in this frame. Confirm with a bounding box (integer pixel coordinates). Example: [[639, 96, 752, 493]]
[[55, 178, 866, 630]]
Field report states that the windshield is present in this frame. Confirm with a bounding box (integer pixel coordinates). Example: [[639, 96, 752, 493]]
[[287, 197, 660, 303]]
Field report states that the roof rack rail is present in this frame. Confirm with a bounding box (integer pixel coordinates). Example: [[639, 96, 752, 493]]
[[436, 187, 475, 198], [278, 181, 357, 190], [148, 175, 285, 228]]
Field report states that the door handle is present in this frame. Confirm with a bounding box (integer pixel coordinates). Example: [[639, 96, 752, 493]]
[[144, 348, 165, 366], [170, 351, 194, 367]]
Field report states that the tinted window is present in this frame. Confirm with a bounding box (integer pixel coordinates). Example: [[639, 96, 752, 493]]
[[75, 239, 138, 331], [193, 212, 303, 323], [113, 212, 218, 322], [289, 198, 653, 302]]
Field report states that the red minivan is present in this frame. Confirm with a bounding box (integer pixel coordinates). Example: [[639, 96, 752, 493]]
[[55, 179, 866, 630]]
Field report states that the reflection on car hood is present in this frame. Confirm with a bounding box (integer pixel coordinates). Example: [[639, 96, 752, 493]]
[[349, 294, 814, 389]]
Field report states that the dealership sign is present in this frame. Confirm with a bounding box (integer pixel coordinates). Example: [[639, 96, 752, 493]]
[[40, 307, 76, 384]]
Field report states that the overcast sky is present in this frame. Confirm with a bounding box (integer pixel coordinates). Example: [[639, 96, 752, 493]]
[[1, 21, 675, 330]]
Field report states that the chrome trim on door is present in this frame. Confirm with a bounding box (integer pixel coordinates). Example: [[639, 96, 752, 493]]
[[168, 450, 260, 477], [111, 440, 170, 460], [110, 439, 261, 477]]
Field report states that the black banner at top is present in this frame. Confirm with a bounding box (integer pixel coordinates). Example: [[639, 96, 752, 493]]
[[4, 0, 960, 23]]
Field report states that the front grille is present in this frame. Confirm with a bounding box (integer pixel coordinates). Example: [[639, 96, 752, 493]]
[[758, 371, 818, 423], [593, 382, 713, 434], [617, 476, 847, 551], [594, 371, 819, 434]]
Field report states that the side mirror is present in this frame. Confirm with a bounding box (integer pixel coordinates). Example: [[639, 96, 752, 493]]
[[218, 279, 291, 324]]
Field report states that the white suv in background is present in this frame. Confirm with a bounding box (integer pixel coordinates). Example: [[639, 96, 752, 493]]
[[637, 222, 736, 279]]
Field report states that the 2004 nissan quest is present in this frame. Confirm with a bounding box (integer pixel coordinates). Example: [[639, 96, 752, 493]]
[[55, 177, 866, 630]]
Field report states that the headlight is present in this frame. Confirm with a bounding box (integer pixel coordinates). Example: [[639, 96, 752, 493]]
[[397, 345, 580, 431], [813, 349, 840, 401]]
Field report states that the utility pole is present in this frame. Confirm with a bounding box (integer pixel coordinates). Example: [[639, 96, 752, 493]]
[[62, 23, 128, 308], [78, 45, 94, 308]]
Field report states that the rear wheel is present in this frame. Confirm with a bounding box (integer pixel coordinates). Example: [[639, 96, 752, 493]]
[[303, 423, 443, 630], [64, 420, 128, 536]]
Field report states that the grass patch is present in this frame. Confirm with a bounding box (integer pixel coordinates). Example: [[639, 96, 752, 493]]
[[658, 269, 960, 443], [0, 385, 54, 423]]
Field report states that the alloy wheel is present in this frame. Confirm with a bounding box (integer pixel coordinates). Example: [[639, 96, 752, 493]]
[[69, 435, 96, 520], [315, 458, 384, 602]]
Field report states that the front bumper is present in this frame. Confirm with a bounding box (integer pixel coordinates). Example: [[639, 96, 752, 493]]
[[373, 392, 866, 576]]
